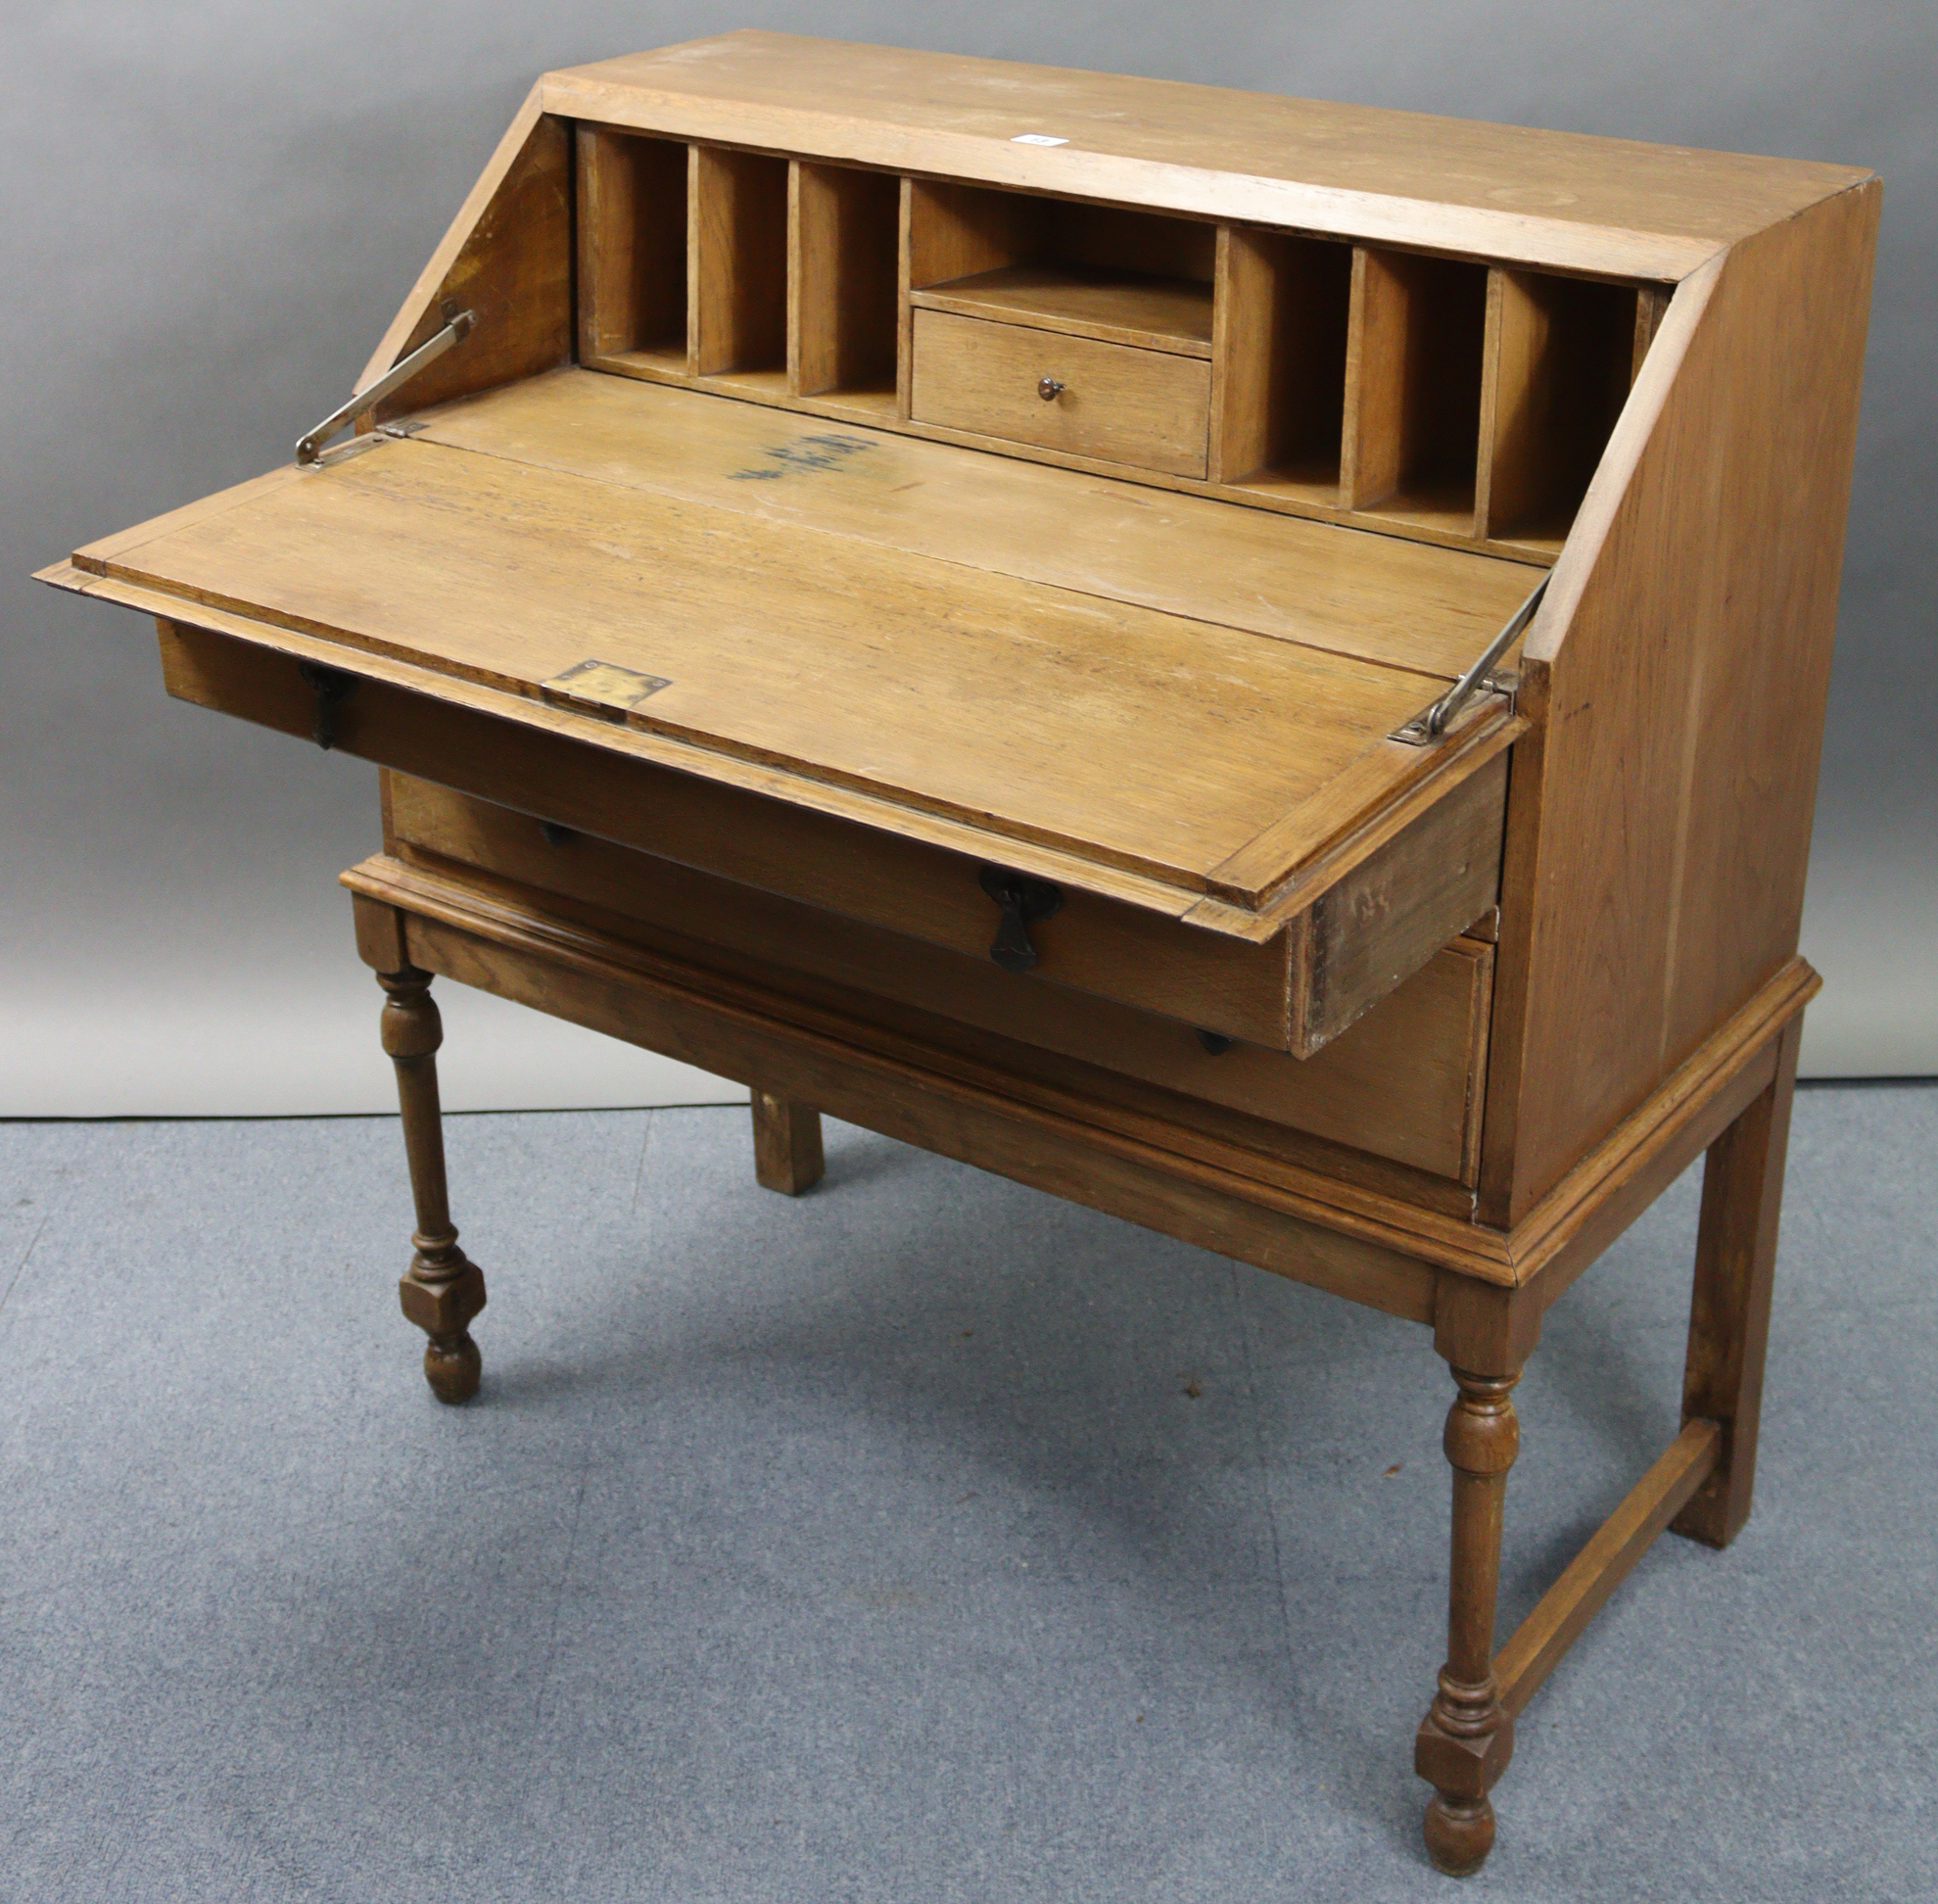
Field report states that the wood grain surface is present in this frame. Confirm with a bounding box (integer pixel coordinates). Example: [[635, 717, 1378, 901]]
[[690, 144, 789, 376], [1210, 227, 1351, 493], [543, 32, 1868, 278], [75, 427, 1491, 901], [411, 370, 1535, 679], [152, 620, 1300, 1036], [359, 98, 573, 420], [349, 852, 1443, 1317], [1480, 180, 1879, 1222], [789, 161, 900, 400], [576, 125, 687, 365], [910, 264, 1214, 356], [1477, 268, 1639, 549]]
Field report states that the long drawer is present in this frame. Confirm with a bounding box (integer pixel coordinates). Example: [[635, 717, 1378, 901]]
[[154, 618, 1507, 1061], [383, 774, 1494, 1186]]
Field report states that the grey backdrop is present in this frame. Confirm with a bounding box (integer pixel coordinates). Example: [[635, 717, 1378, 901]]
[[3, 2, 1931, 1115]]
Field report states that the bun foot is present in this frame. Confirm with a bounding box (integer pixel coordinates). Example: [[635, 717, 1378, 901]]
[[422, 1331, 483, 1404], [1424, 1793, 1495, 1876], [399, 1257, 487, 1404]]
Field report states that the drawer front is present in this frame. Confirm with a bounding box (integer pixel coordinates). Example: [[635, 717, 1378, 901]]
[[160, 620, 1292, 1043], [910, 309, 1211, 478], [158, 619, 1503, 1065], [385, 775, 1492, 1186]]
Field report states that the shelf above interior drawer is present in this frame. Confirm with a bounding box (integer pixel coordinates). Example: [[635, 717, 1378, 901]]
[[909, 263, 1213, 356], [910, 309, 1211, 478]]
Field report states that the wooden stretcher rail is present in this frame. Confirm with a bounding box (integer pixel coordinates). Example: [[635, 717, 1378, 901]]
[[1495, 1418, 1722, 1718]]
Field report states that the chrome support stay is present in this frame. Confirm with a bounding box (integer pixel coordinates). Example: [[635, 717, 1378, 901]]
[[1389, 575, 1549, 745], [295, 301, 475, 466]]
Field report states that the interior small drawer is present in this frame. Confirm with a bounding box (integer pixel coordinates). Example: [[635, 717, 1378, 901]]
[[910, 309, 1211, 478]]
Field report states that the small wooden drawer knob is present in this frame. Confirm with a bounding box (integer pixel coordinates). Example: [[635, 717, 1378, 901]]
[[1037, 375, 1065, 402]]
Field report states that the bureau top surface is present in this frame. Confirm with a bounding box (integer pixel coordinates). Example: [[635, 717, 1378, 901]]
[[60, 369, 1531, 919], [546, 31, 1870, 278]]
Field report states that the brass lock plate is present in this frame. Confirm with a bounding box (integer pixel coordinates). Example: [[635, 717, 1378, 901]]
[[541, 658, 673, 721]]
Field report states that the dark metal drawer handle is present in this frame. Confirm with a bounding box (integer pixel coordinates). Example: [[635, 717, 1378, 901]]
[[297, 659, 358, 750], [1037, 376, 1065, 402], [977, 864, 1064, 973]]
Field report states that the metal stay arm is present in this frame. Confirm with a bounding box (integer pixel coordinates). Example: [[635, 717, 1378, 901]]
[[1390, 574, 1549, 745], [295, 303, 475, 466]]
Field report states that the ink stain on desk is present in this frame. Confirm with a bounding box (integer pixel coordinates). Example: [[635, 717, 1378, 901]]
[[731, 433, 877, 481]]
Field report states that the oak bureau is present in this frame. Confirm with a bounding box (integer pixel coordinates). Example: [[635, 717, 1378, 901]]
[[40, 31, 1879, 1874]]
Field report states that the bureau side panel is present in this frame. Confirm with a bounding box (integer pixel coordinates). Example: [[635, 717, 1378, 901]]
[[1481, 181, 1880, 1223], [358, 94, 575, 415]]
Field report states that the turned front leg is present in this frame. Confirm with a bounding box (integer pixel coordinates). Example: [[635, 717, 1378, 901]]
[[1417, 1367, 1520, 1876], [378, 967, 486, 1404]]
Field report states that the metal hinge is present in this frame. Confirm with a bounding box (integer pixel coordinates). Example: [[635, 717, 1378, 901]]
[[295, 299, 475, 466], [1390, 575, 1549, 745]]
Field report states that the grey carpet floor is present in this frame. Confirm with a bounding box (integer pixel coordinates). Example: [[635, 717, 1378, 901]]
[[0, 1084, 1931, 1902]]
